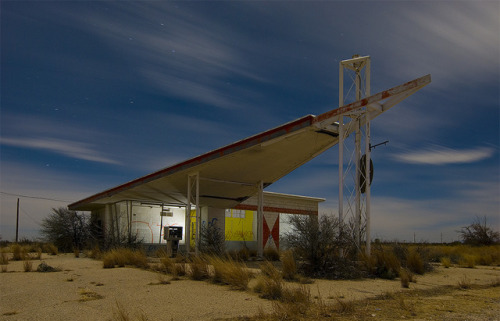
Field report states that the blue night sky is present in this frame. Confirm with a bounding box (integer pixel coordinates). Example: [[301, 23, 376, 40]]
[[1, 1, 498, 243]]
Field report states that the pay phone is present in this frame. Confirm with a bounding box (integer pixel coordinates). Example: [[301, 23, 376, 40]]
[[164, 226, 183, 257]]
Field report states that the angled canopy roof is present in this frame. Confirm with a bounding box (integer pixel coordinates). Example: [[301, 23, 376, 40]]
[[69, 74, 431, 211]]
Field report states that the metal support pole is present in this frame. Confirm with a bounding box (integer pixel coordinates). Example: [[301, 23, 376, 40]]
[[185, 179, 192, 254], [365, 115, 371, 256], [15, 198, 19, 243], [257, 181, 264, 258], [338, 61, 344, 258], [194, 174, 200, 256], [365, 57, 371, 256], [355, 124, 361, 249]]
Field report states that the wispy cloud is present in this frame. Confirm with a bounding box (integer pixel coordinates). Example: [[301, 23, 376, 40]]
[[59, 2, 267, 110], [393, 145, 495, 165], [380, 2, 499, 86], [0, 137, 120, 165]]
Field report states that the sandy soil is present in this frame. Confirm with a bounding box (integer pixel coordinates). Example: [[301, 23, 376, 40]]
[[1, 254, 499, 321]]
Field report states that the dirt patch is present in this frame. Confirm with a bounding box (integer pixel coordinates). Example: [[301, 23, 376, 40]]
[[1, 254, 499, 320]]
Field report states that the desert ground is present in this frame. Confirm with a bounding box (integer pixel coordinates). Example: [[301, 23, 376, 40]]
[[1, 253, 499, 321]]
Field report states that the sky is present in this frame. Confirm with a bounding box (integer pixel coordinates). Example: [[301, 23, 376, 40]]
[[1, 1, 498, 243]]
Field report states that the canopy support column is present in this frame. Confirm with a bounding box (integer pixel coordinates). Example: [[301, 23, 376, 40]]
[[257, 180, 264, 258], [185, 172, 200, 255]]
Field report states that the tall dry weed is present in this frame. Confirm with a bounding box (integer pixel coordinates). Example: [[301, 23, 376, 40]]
[[0, 252, 9, 265], [23, 260, 32, 272], [209, 256, 250, 290], [102, 248, 148, 269], [188, 256, 209, 280], [281, 250, 297, 281], [406, 249, 425, 275]]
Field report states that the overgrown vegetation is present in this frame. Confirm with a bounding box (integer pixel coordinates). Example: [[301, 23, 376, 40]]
[[199, 223, 225, 256], [102, 248, 148, 269], [283, 215, 361, 279], [459, 216, 499, 246], [40, 207, 90, 252]]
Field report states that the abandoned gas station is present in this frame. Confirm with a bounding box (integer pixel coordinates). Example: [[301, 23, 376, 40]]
[[69, 56, 431, 256]]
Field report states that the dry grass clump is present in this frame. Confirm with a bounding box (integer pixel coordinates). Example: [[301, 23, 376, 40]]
[[0, 251, 9, 265], [209, 256, 251, 290], [406, 248, 425, 275], [254, 262, 284, 300], [159, 255, 174, 273], [11, 244, 27, 261], [42, 243, 58, 255], [23, 260, 33, 272], [400, 268, 417, 288], [441, 257, 451, 268], [158, 254, 186, 280], [86, 245, 102, 259], [102, 248, 148, 269], [254, 261, 313, 317], [457, 275, 472, 289], [188, 256, 209, 280], [263, 247, 280, 261], [364, 247, 401, 279], [281, 250, 297, 281], [459, 254, 476, 268], [1, 265, 7, 273]]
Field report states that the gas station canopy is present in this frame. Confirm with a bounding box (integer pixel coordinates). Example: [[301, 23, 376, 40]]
[[69, 74, 431, 212]]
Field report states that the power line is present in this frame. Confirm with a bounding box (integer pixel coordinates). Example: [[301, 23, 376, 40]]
[[20, 207, 42, 226], [0, 191, 73, 203]]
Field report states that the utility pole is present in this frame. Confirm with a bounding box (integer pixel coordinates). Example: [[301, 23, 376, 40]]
[[15, 198, 19, 243]]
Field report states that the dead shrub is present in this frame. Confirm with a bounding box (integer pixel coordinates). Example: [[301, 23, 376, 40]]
[[36, 261, 60, 272], [283, 215, 357, 279]]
